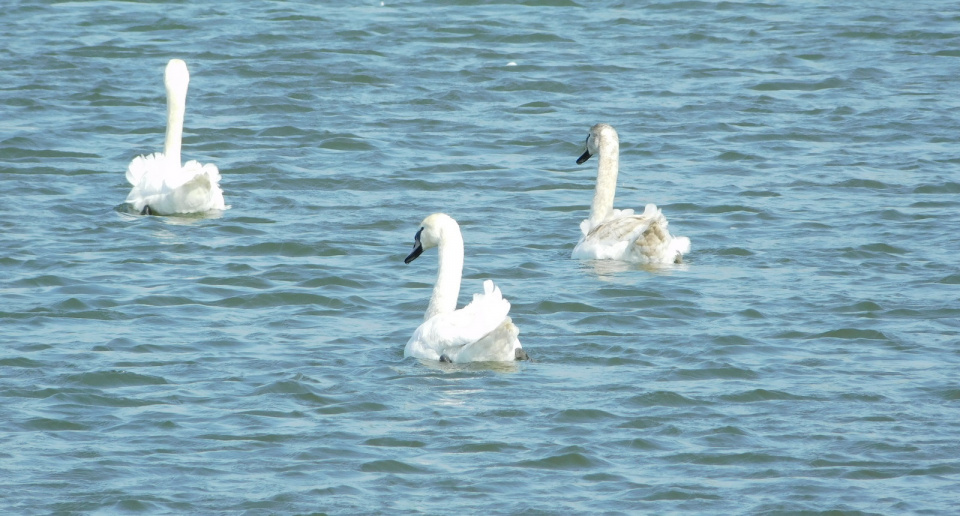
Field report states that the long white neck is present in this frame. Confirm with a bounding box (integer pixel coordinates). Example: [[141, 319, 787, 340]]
[[162, 61, 189, 166], [163, 83, 187, 166], [589, 136, 619, 227], [425, 223, 464, 321]]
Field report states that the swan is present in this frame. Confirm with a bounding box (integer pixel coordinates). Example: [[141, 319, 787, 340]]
[[572, 123, 690, 264], [125, 59, 226, 215], [403, 213, 528, 363]]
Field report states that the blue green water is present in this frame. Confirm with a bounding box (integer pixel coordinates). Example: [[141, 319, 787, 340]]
[[2, 1, 959, 513]]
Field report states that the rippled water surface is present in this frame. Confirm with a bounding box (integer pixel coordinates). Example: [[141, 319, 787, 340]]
[[3, 1, 960, 513]]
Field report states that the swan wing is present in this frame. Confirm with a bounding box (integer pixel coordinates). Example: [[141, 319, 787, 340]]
[[125, 158, 225, 214], [447, 316, 521, 363], [573, 204, 689, 263], [163, 161, 226, 213], [405, 280, 518, 362], [126, 152, 166, 187]]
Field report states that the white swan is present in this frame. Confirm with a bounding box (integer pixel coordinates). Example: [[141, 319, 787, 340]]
[[572, 123, 690, 264], [403, 213, 528, 363], [125, 59, 226, 215]]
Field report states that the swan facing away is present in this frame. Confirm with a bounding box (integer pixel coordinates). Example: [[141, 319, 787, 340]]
[[573, 123, 690, 264], [125, 59, 226, 216], [403, 213, 528, 363]]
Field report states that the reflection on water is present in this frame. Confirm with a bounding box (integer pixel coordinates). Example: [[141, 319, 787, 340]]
[[115, 204, 226, 224], [578, 258, 690, 281], [414, 358, 522, 375]]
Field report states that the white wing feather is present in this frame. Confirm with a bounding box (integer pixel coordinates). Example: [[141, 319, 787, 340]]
[[573, 204, 689, 264], [125, 154, 226, 214], [405, 280, 520, 362]]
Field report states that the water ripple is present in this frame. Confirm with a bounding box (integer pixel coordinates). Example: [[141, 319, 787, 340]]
[[2, 1, 959, 514]]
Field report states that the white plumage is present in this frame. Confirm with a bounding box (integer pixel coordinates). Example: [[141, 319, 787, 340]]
[[125, 59, 226, 215], [572, 123, 690, 264], [403, 213, 527, 363]]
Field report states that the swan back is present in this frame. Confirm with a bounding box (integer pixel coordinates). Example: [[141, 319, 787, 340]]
[[125, 156, 224, 214]]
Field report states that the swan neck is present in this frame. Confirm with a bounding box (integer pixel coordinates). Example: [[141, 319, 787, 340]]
[[425, 226, 464, 321], [590, 140, 619, 227], [163, 82, 187, 166]]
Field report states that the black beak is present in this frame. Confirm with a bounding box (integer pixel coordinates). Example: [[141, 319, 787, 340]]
[[576, 149, 592, 165], [404, 228, 424, 264]]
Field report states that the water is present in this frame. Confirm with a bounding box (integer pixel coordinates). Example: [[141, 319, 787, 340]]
[[2, 0, 959, 513]]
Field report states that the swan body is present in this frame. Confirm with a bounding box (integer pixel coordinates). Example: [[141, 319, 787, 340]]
[[572, 123, 690, 264], [403, 213, 527, 363], [125, 59, 226, 215]]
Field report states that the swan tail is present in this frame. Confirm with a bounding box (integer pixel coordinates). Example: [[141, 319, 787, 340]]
[[668, 236, 691, 263]]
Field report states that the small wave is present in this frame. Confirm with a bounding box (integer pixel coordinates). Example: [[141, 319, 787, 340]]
[[65, 370, 168, 388], [938, 274, 960, 285], [914, 182, 960, 194], [812, 328, 890, 340], [515, 451, 606, 470], [21, 417, 89, 431], [550, 408, 620, 423], [364, 437, 427, 448], [627, 391, 705, 407], [716, 150, 763, 161], [833, 178, 891, 189], [750, 77, 845, 91], [534, 300, 604, 314], [667, 451, 797, 466], [720, 389, 813, 403], [360, 459, 431, 474], [716, 247, 754, 256], [0, 147, 99, 159], [666, 367, 759, 381]]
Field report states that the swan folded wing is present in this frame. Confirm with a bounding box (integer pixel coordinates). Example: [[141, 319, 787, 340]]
[[627, 204, 690, 262], [405, 280, 514, 362], [574, 211, 653, 260], [126, 153, 168, 190], [448, 316, 521, 362], [574, 204, 688, 263], [125, 159, 225, 214], [168, 161, 225, 213], [125, 154, 165, 212], [126, 153, 180, 212]]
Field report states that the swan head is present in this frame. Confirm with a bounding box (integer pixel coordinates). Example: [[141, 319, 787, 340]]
[[164, 59, 190, 97], [404, 213, 457, 264], [577, 123, 618, 164]]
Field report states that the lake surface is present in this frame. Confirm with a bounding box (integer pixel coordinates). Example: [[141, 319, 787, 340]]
[[2, 1, 959, 513]]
